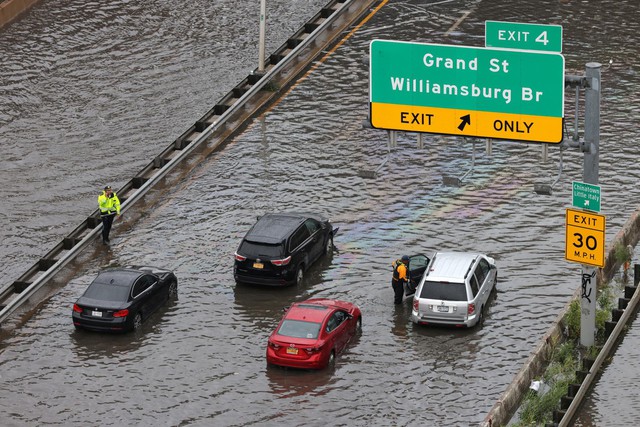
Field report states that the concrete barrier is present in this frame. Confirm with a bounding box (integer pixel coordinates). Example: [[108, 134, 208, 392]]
[[0, 0, 40, 28]]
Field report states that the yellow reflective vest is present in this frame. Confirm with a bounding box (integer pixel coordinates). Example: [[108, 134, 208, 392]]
[[98, 191, 121, 216], [392, 260, 407, 282]]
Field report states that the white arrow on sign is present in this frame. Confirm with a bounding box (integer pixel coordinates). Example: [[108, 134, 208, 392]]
[[584, 200, 590, 207]]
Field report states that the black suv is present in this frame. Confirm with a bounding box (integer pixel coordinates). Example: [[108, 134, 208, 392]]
[[234, 213, 338, 286]]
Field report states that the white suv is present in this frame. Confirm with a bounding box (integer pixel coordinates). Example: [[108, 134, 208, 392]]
[[411, 252, 497, 328]]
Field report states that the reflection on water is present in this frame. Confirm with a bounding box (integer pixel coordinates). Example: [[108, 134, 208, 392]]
[[265, 352, 345, 398], [1, 0, 640, 425]]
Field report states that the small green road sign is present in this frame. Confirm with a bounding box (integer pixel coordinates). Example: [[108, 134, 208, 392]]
[[485, 21, 563, 53], [572, 181, 601, 212]]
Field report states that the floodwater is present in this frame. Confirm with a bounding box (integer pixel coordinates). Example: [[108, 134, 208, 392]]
[[1, 0, 639, 425]]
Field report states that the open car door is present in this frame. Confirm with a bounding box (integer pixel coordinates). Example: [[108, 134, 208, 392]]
[[404, 254, 430, 298]]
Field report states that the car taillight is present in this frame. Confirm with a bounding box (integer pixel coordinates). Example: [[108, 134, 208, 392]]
[[73, 304, 83, 313], [234, 252, 246, 262], [268, 341, 281, 350], [467, 303, 475, 315], [271, 256, 291, 266], [113, 309, 129, 318], [412, 299, 419, 311], [304, 346, 322, 354]]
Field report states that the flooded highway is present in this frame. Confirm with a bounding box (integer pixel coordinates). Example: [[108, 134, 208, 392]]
[[1, 0, 640, 425]]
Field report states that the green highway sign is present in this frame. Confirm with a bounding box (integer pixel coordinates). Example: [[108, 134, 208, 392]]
[[369, 39, 565, 143], [572, 181, 601, 212], [485, 21, 563, 52]]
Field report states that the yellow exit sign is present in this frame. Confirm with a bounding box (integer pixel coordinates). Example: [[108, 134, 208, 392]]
[[370, 103, 562, 143], [565, 208, 605, 267]]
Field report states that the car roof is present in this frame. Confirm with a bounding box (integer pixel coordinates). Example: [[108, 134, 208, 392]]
[[93, 268, 146, 287], [245, 212, 326, 244], [284, 299, 342, 323], [426, 252, 482, 282]]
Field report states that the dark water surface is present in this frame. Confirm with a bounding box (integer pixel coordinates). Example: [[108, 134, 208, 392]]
[[1, 0, 639, 425]]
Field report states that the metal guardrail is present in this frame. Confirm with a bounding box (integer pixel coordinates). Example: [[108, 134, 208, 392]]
[[558, 281, 640, 426], [0, 0, 380, 325]]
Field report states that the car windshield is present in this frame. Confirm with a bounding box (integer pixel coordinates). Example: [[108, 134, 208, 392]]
[[83, 282, 130, 302], [277, 319, 321, 339], [420, 280, 467, 301], [240, 240, 284, 258]]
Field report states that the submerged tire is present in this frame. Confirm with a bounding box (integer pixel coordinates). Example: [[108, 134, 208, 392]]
[[168, 280, 178, 298], [132, 313, 143, 331], [327, 350, 336, 368], [295, 266, 304, 286], [477, 306, 485, 328], [324, 237, 333, 255]]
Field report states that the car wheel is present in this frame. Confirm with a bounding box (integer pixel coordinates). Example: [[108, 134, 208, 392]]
[[324, 236, 333, 255], [356, 317, 362, 333], [327, 350, 336, 368], [132, 313, 143, 331], [295, 266, 304, 286], [168, 280, 178, 298], [477, 306, 485, 327]]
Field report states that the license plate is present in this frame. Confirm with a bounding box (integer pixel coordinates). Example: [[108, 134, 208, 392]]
[[286, 347, 298, 355], [253, 262, 264, 269], [92, 310, 102, 317], [437, 305, 449, 313]]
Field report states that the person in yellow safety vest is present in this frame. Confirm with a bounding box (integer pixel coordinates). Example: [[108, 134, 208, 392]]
[[98, 185, 120, 245], [391, 255, 409, 305]]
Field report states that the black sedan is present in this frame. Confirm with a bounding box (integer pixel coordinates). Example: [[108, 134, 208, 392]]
[[72, 266, 177, 332]]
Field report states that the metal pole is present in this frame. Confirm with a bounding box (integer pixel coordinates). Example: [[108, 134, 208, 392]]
[[258, 0, 266, 72], [580, 62, 601, 348]]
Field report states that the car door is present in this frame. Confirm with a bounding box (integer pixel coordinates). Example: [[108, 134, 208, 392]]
[[289, 224, 312, 269], [405, 254, 430, 296], [325, 310, 349, 353], [474, 258, 493, 306], [131, 275, 157, 317], [303, 218, 324, 264]]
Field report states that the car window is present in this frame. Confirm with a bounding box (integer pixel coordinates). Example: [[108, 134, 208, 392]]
[[409, 255, 429, 270], [304, 218, 321, 235], [84, 282, 130, 302], [420, 280, 468, 301], [476, 259, 491, 284], [132, 275, 156, 298], [470, 275, 480, 297], [278, 320, 321, 339], [240, 240, 285, 258], [325, 311, 347, 333], [474, 262, 486, 286], [289, 226, 311, 251]]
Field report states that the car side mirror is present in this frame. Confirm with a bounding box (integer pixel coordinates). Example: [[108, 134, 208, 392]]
[[282, 306, 290, 312]]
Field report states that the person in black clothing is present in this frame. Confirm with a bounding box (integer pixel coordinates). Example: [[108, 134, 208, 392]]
[[391, 255, 410, 305]]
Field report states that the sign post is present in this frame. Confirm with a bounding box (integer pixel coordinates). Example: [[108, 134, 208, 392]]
[[369, 40, 565, 143], [565, 207, 605, 348]]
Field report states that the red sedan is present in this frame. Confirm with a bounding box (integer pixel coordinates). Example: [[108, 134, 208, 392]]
[[266, 299, 362, 370]]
